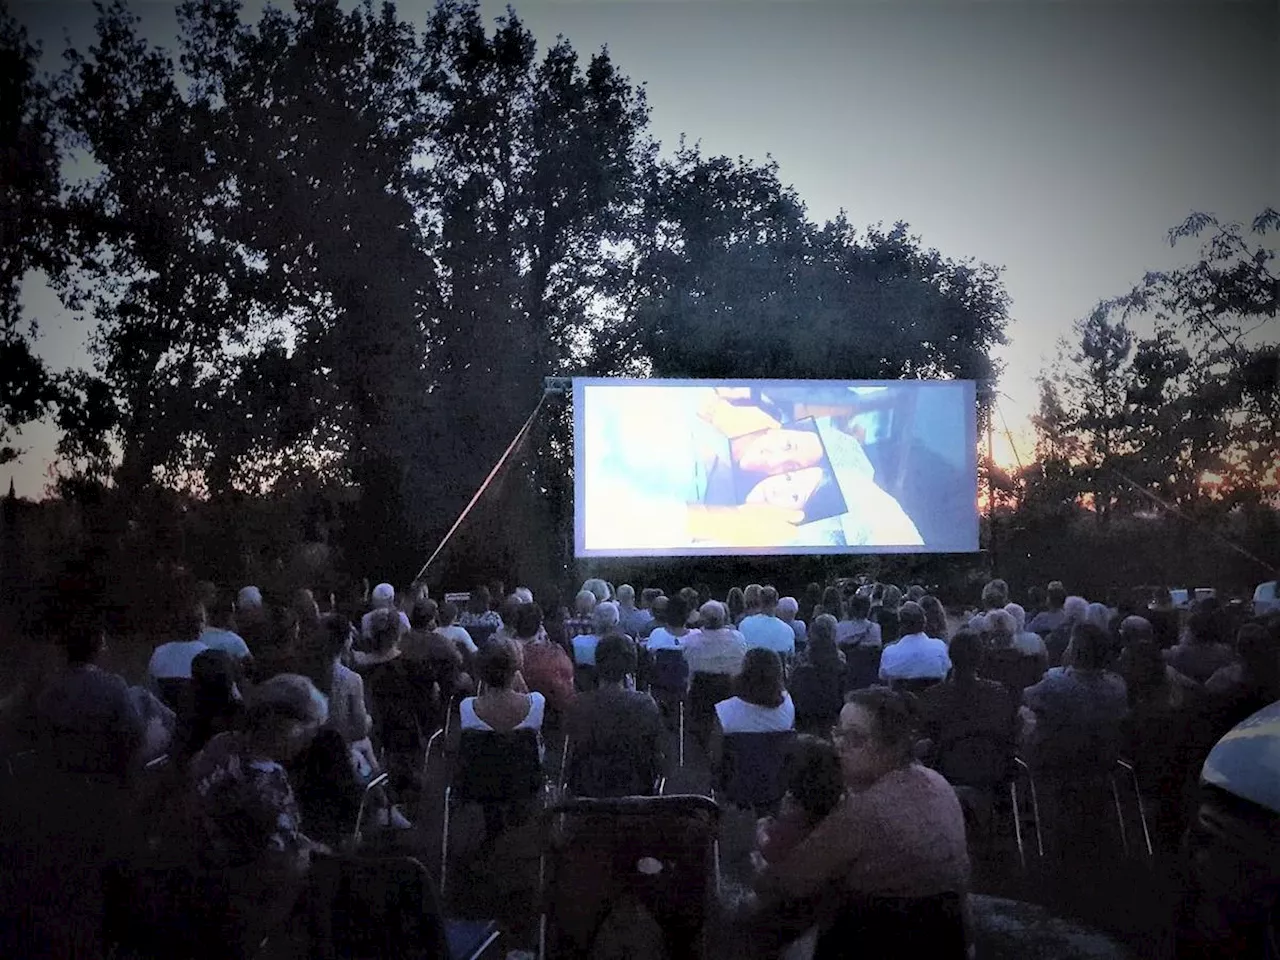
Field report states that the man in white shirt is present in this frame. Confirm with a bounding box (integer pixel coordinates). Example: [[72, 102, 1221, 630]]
[[148, 604, 210, 683], [879, 601, 951, 683], [738, 586, 796, 658], [361, 582, 411, 641], [435, 600, 479, 655]]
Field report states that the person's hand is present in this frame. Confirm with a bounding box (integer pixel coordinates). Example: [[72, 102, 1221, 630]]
[[697, 395, 780, 438], [688, 504, 805, 546], [749, 850, 769, 875], [754, 816, 774, 851]]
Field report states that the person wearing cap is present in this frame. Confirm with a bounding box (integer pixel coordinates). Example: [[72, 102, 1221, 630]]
[[361, 582, 411, 643]]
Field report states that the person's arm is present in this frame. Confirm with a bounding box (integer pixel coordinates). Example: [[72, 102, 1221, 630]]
[[350, 671, 373, 739], [756, 797, 866, 901]]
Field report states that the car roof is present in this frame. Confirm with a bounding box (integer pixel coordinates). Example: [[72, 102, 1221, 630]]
[[1202, 699, 1280, 814]]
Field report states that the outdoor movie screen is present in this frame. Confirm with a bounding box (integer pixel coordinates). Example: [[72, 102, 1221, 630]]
[[574, 378, 979, 557]]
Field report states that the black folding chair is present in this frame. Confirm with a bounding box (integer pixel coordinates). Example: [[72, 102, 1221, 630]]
[[980, 647, 1046, 696], [789, 664, 844, 736], [687, 672, 734, 746], [648, 649, 690, 767], [713, 731, 797, 815], [840, 644, 882, 692], [308, 853, 500, 960], [891, 676, 943, 696], [441, 729, 548, 896], [931, 732, 1037, 869], [561, 733, 666, 800], [537, 795, 721, 960]]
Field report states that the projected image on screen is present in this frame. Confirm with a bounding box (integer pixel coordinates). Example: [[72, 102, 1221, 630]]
[[574, 379, 979, 556]]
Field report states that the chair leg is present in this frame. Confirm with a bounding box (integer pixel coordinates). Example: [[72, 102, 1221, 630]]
[[1010, 781, 1027, 871], [678, 700, 685, 768], [1109, 774, 1129, 858], [440, 787, 452, 897], [1017, 760, 1044, 858], [1118, 760, 1153, 858]]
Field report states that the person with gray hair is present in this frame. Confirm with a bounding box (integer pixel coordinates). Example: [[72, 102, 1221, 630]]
[[562, 588, 598, 646], [581, 578, 612, 605], [1046, 596, 1090, 667], [681, 601, 748, 679], [615, 583, 650, 637], [739, 585, 797, 658], [572, 600, 624, 668], [980, 579, 1010, 612], [1004, 602, 1049, 660], [777, 595, 807, 646]]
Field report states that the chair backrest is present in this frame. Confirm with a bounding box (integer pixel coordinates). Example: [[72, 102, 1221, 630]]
[[933, 731, 1016, 789], [574, 664, 598, 693], [980, 647, 1044, 695], [648, 649, 690, 698], [814, 890, 967, 960], [467, 623, 498, 647], [687, 672, 734, 721], [155, 677, 194, 717], [790, 664, 844, 727], [840, 644, 882, 692], [720, 731, 797, 812], [452, 729, 544, 803], [308, 853, 449, 960], [541, 795, 721, 960], [893, 677, 942, 696]]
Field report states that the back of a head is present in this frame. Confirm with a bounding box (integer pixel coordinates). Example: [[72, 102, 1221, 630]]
[[640, 588, 663, 608], [1069, 621, 1110, 670], [574, 589, 597, 616], [595, 633, 637, 684], [882, 585, 903, 611], [810, 613, 838, 648], [582, 578, 611, 604], [1004, 602, 1027, 631], [807, 615, 840, 666], [981, 579, 1010, 610], [246, 673, 328, 735], [174, 602, 206, 643], [371, 582, 396, 609], [514, 602, 543, 640], [368, 607, 402, 654], [921, 595, 948, 631], [439, 600, 459, 626], [1085, 602, 1112, 632], [898, 601, 925, 635], [192, 648, 237, 700], [237, 585, 264, 614], [488, 581, 506, 608], [409, 598, 438, 631], [743, 584, 764, 611], [1119, 616, 1154, 646], [985, 608, 1016, 639], [1046, 582, 1067, 609], [948, 628, 984, 676], [661, 594, 684, 627], [478, 640, 519, 688], [469, 585, 491, 615], [1026, 585, 1047, 611], [777, 596, 799, 620], [735, 648, 785, 707], [205, 590, 235, 628], [726, 587, 746, 619], [511, 586, 533, 604], [498, 596, 521, 629], [847, 593, 870, 621], [616, 584, 636, 606], [316, 613, 353, 662], [1237, 623, 1278, 682], [760, 585, 780, 611], [592, 600, 621, 636], [699, 600, 728, 631], [61, 604, 108, 665], [783, 734, 844, 823], [1063, 595, 1089, 623], [907, 584, 926, 602]]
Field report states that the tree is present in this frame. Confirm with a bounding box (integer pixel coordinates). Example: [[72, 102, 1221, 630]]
[[0, 10, 66, 464]]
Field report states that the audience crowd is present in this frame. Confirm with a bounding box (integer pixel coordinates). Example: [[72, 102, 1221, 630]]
[[2, 568, 1278, 959]]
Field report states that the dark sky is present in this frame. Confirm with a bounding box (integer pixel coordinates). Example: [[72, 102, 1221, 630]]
[[9, 0, 1278, 495]]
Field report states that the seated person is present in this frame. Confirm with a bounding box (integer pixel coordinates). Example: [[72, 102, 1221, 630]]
[[644, 594, 699, 651], [564, 634, 663, 797], [434, 600, 479, 656], [174, 648, 245, 762], [918, 629, 1018, 786], [199, 589, 252, 661], [878, 602, 951, 685], [747, 687, 970, 956], [1020, 622, 1128, 774], [35, 607, 146, 785], [512, 602, 576, 716], [1001, 604, 1050, 661], [148, 603, 210, 693], [709, 648, 796, 775], [835, 594, 882, 649], [739, 586, 798, 659], [399, 599, 471, 703], [571, 600, 625, 667], [789, 615, 846, 732], [187, 674, 331, 951], [682, 600, 748, 680]]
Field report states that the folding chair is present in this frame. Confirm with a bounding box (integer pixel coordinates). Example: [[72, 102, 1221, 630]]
[[840, 644, 882, 692], [1022, 732, 1137, 861], [648, 649, 690, 767], [789, 664, 844, 736], [440, 729, 548, 896], [308, 853, 500, 960], [932, 733, 1037, 869], [687, 672, 733, 747], [560, 734, 666, 800], [537, 795, 721, 960], [713, 731, 796, 815]]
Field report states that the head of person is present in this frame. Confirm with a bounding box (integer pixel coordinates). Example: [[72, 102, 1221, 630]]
[[488, 581, 506, 608], [191, 648, 238, 706], [573, 589, 597, 617], [734, 648, 786, 708], [985, 609, 1016, 645], [807, 614, 841, 669], [497, 595, 521, 630], [904, 585, 923, 603], [477, 640, 520, 690], [947, 628, 984, 679], [660, 593, 684, 628], [835, 686, 921, 788], [293, 588, 321, 638], [777, 596, 799, 623], [61, 604, 108, 665], [468, 585, 491, 616], [243, 673, 328, 761], [315, 612, 354, 664], [898, 601, 925, 636], [981, 579, 1010, 611], [1046, 581, 1067, 611], [582, 578, 611, 605], [782, 734, 845, 825], [595, 633, 637, 685], [759, 586, 781, 616], [743, 584, 764, 613], [1063, 595, 1089, 625], [368, 607, 403, 654], [409, 598, 439, 632], [1004, 602, 1027, 632], [1184, 610, 1220, 647], [1085, 602, 1112, 633], [640, 588, 663, 610], [237, 585, 264, 616], [1066, 621, 1111, 671], [591, 600, 621, 637], [699, 600, 728, 631], [725, 587, 746, 621], [1026, 585, 1047, 612], [1119, 615, 1154, 648], [438, 600, 459, 627], [513, 602, 544, 641], [921, 595, 948, 637], [736, 423, 824, 473], [846, 593, 870, 622], [616, 584, 636, 609], [881, 585, 903, 612], [205, 589, 235, 629], [174, 601, 207, 643], [370, 582, 396, 610]]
